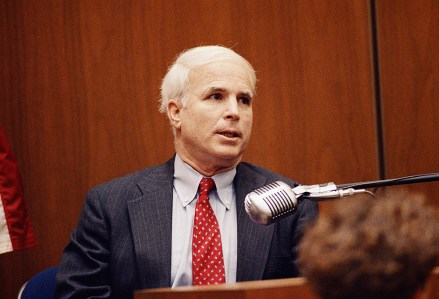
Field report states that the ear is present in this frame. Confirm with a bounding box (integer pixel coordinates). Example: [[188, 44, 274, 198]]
[[167, 99, 182, 130]]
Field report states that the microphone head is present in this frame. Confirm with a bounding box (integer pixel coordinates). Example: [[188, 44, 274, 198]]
[[245, 181, 298, 225]]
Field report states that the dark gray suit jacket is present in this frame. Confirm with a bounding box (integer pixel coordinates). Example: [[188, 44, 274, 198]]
[[55, 157, 318, 298]]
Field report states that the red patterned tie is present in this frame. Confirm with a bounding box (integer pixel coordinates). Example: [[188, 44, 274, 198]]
[[192, 177, 226, 285]]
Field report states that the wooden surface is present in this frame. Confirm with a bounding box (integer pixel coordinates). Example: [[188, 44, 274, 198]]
[[0, 0, 437, 298], [135, 277, 318, 299], [135, 267, 439, 299]]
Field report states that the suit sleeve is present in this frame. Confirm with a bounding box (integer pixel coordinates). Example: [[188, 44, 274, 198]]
[[55, 188, 112, 298], [291, 198, 319, 275]]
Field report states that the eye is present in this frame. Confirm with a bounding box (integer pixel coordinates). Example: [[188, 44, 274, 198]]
[[239, 96, 252, 106], [208, 93, 223, 101]]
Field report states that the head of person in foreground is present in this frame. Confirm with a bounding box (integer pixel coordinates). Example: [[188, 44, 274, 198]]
[[298, 189, 439, 299]]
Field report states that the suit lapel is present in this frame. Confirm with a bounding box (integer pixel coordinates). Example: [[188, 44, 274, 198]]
[[235, 164, 275, 281], [126, 159, 275, 286], [127, 159, 174, 289]]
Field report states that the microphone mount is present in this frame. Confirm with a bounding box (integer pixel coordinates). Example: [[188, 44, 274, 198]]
[[296, 173, 439, 201], [293, 183, 371, 201]]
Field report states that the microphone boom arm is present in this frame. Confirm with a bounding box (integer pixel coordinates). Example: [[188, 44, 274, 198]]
[[296, 173, 439, 201], [336, 173, 439, 190], [293, 173, 439, 201]]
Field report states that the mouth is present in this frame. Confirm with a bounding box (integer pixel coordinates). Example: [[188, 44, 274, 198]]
[[218, 131, 241, 138]]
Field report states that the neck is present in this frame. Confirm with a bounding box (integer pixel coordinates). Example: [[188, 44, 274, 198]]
[[176, 152, 239, 177]]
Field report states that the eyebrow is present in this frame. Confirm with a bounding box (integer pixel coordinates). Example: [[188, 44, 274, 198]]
[[207, 87, 226, 93], [206, 87, 253, 98]]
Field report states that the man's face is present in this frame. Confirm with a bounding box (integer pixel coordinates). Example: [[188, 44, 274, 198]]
[[169, 60, 254, 175]]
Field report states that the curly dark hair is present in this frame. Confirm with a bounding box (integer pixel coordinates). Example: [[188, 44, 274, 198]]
[[298, 189, 439, 299]]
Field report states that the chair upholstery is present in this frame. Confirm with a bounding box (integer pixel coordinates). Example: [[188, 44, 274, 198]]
[[18, 266, 58, 299]]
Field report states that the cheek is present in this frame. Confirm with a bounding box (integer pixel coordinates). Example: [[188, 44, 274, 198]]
[[182, 110, 203, 128], [243, 114, 253, 130], [182, 113, 212, 139]]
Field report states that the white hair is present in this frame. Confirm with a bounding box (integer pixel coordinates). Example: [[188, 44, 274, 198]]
[[159, 45, 257, 113]]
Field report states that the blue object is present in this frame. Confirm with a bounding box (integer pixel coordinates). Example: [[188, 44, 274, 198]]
[[19, 266, 58, 299]]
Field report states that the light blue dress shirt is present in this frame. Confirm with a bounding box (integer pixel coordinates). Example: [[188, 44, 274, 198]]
[[171, 154, 237, 286]]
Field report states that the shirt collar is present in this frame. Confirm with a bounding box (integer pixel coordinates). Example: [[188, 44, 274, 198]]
[[174, 154, 236, 209]]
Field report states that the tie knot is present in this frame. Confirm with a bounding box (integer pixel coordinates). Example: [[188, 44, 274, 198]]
[[199, 177, 215, 196]]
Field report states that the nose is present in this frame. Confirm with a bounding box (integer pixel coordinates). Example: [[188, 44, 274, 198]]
[[224, 97, 240, 121]]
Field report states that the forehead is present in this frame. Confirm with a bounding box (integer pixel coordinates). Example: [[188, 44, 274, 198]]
[[187, 61, 255, 96]]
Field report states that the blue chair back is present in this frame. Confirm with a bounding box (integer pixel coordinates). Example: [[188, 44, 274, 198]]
[[19, 266, 58, 299]]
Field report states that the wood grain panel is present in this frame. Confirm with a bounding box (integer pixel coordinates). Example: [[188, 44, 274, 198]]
[[240, 0, 377, 186], [1, 1, 376, 298], [375, 0, 439, 205]]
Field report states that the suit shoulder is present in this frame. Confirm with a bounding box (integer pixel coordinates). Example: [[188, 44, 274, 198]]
[[91, 162, 171, 193], [237, 162, 300, 187]]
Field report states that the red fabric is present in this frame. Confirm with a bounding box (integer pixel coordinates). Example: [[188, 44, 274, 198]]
[[0, 126, 37, 254], [192, 177, 225, 285]]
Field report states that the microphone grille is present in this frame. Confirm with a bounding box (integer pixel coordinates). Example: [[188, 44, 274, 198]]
[[260, 182, 297, 220], [245, 181, 298, 225]]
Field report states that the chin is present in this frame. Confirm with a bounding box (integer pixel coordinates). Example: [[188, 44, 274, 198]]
[[207, 143, 246, 162], [212, 151, 242, 164]]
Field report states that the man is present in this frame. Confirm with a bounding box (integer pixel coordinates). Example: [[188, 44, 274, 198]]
[[55, 45, 318, 298], [298, 190, 439, 299]]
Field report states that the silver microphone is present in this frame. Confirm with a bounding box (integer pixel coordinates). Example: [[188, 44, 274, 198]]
[[245, 181, 298, 225], [245, 181, 366, 225]]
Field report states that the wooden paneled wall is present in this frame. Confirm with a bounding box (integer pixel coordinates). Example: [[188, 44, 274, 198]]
[[0, 1, 437, 298], [375, 0, 439, 198]]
